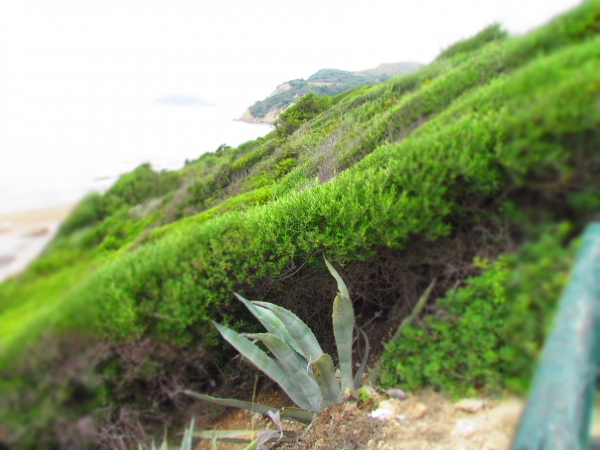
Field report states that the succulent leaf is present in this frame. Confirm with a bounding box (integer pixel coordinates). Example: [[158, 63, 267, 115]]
[[235, 293, 306, 359], [389, 278, 436, 345], [245, 333, 322, 411], [181, 391, 314, 423], [194, 429, 295, 444], [353, 325, 370, 390], [332, 293, 355, 392], [180, 418, 194, 450], [324, 257, 350, 301], [252, 301, 324, 362], [212, 322, 313, 410], [312, 353, 341, 406]]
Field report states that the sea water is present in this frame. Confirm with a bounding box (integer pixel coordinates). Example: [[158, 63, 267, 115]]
[[0, 102, 272, 215]]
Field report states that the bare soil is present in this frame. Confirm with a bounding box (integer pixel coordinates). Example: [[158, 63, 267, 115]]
[[193, 389, 526, 450]]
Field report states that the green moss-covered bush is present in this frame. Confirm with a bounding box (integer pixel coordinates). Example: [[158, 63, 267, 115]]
[[379, 224, 579, 396]]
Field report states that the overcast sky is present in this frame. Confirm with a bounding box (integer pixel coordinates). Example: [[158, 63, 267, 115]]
[[0, 0, 583, 119]]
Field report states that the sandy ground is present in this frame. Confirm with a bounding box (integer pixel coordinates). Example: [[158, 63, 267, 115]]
[[193, 388, 600, 449], [0, 204, 75, 281]]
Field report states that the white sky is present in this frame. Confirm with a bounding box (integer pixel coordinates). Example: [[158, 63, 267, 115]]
[[0, 0, 583, 116]]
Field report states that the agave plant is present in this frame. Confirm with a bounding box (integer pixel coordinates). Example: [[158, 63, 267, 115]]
[[140, 419, 195, 450], [182, 256, 369, 435]]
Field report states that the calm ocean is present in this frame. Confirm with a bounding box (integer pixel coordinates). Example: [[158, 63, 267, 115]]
[[0, 103, 271, 215]]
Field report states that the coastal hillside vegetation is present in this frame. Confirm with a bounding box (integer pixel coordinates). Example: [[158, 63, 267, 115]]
[[0, 1, 599, 447], [245, 62, 423, 121]]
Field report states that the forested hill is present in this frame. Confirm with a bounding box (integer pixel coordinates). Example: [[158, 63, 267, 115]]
[[1, 1, 599, 447], [239, 62, 422, 124]]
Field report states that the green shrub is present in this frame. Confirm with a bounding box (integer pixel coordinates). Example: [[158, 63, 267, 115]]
[[437, 24, 508, 60], [56, 192, 102, 238], [379, 224, 578, 396], [275, 93, 332, 137], [101, 163, 181, 215]]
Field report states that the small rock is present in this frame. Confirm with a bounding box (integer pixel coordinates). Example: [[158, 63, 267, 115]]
[[378, 400, 397, 415], [451, 419, 478, 437], [411, 402, 429, 419], [454, 399, 485, 413], [369, 409, 392, 421], [396, 414, 408, 421], [387, 388, 408, 400], [369, 401, 396, 421]]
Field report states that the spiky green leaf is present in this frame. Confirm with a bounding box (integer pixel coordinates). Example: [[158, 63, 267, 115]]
[[245, 333, 322, 411], [194, 429, 295, 444], [252, 301, 323, 362], [212, 322, 313, 410], [235, 293, 306, 359], [312, 353, 340, 406], [332, 293, 355, 392], [181, 391, 314, 423], [389, 278, 436, 345], [180, 418, 194, 450], [324, 256, 350, 300], [353, 325, 370, 390]]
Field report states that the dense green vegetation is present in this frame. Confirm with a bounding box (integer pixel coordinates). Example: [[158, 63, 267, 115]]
[[1, 1, 599, 447], [247, 65, 422, 119]]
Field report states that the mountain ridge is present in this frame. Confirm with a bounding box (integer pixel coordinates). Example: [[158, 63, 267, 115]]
[[239, 61, 423, 124]]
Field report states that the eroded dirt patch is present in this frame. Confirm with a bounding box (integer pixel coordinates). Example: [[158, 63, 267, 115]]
[[194, 390, 525, 450]]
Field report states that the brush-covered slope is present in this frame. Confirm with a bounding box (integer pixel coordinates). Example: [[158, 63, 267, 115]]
[[240, 62, 423, 124], [1, 1, 599, 447]]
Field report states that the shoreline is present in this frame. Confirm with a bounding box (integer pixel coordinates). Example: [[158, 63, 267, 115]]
[[0, 204, 76, 282], [0, 204, 76, 233]]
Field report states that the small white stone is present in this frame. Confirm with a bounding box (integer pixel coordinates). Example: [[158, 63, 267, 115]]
[[451, 419, 478, 437], [369, 408, 393, 421]]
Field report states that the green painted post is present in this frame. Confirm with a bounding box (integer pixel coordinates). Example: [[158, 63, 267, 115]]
[[512, 223, 600, 450]]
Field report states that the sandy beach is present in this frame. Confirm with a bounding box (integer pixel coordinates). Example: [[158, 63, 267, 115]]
[[0, 204, 75, 282]]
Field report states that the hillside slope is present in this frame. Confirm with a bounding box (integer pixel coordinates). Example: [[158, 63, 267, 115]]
[[239, 62, 423, 124], [0, 2, 599, 447]]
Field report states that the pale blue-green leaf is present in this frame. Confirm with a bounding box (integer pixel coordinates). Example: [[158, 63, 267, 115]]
[[389, 279, 436, 345], [324, 256, 350, 300], [312, 353, 341, 407], [353, 324, 370, 390], [245, 333, 322, 411], [181, 391, 314, 423], [332, 293, 355, 392], [212, 322, 312, 410], [235, 293, 305, 358], [194, 429, 295, 445], [252, 302, 323, 362], [180, 418, 194, 450]]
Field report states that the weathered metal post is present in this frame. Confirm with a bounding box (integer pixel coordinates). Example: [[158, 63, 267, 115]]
[[512, 223, 600, 449]]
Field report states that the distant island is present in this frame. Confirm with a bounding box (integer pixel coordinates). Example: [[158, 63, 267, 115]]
[[156, 95, 213, 106], [239, 62, 423, 124]]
